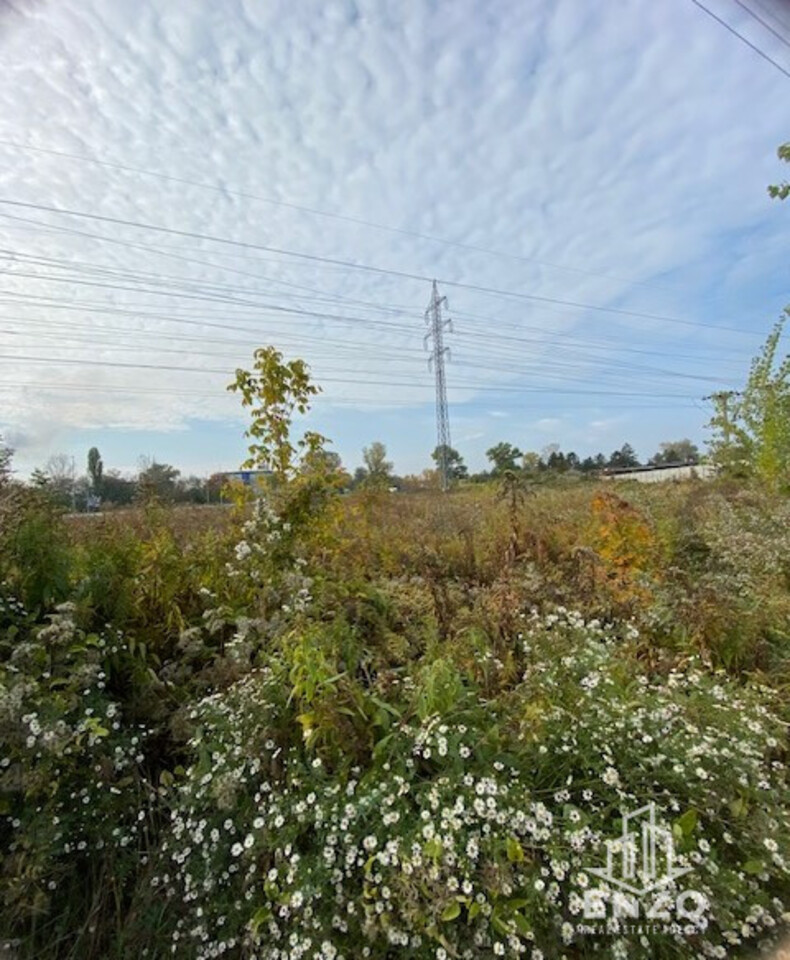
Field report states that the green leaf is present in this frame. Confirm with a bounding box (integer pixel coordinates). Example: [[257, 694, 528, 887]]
[[513, 912, 532, 936], [506, 836, 525, 862], [249, 905, 271, 936], [742, 860, 766, 875], [423, 837, 443, 860], [468, 902, 482, 922], [675, 809, 698, 837], [84, 717, 109, 738], [441, 901, 461, 922], [506, 898, 529, 911]]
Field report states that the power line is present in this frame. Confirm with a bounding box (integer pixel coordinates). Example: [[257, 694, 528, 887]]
[[0, 235, 758, 365], [0, 138, 687, 293], [0, 378, 698, 412], [689, 0, 790, 78], [1, 229, 760, 358], [0, 271, 748, 389], [0, 198, 759, 336], [730, 0, 790, 50], [0, 353, 708, 398], [751, 0, 790, 34], [0, 289, 742, 389]]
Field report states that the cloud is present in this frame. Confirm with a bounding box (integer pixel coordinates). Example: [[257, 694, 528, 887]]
[[534, 417, 564, 433], [0, 0, 786, 472], [589, 416, 627, 434]]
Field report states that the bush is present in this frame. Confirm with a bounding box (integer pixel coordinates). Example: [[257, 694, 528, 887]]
[[161, 609, 790, 959]]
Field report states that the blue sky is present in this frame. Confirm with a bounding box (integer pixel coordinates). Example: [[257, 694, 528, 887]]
[[0, 0, 788, 478]]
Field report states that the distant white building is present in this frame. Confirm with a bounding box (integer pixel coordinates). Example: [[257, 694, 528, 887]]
[[604, 462, 716, 484]]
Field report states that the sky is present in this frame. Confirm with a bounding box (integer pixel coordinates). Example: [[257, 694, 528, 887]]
[[0, 0, 788, 479]]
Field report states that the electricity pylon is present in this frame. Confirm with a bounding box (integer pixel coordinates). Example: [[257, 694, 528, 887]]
[[424, 280, 453, 492]]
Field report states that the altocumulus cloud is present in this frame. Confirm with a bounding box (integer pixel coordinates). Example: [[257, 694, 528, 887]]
[[0, 0, 787, 472]]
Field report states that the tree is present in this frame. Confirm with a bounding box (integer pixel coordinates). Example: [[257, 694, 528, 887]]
[[431, 445, 467, 482], [544, 445, 568, 473], [608, 444, 639, 469], [521, 451, 542, 475], [137, 458, 181, 501], [301, 449, 350, 491], [486, 442, 522, 475], [228, 348, 341, 575], [709, 314, 790, 489], [308, 450, 342, 473], [651, 440, 699, 465], [175, 475, 209, 504], [228, 346, 326, 481], [43, 454, 77, 508], [0, 436, 12, 486], [352, 466, 369, 488], [207, 472, 227, 503], [30, 468, 50, 489], [87, 447, 103, 494], [100, 470, 136, 506], [768, 142, 790, 201], [361, 442, 393, 488]]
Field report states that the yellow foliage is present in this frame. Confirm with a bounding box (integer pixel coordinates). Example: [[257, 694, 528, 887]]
[[588, 491, 658, 611]]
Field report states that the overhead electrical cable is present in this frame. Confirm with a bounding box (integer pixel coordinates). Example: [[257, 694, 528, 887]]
[[689, 0, 790, 77], [0, 138, 691, 293], [0, 198, 760, 336]]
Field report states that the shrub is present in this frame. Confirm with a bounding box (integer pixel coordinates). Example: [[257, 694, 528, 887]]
[[0, 602, 156, 958], [161, 609, 790, 959]]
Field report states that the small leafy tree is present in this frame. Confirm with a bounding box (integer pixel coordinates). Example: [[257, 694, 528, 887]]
[[361, 441, 393, 489], [229, 346, 326, 481], [521, 451, 542, 474], [43, 454, 77, 508], [137, 458, 181, 502], [608, 443, 640, 469], [486, 441, 522, 475], [431, 444, 467, 482], [221, 347, 338, 625], [709, 314, 790, 490]]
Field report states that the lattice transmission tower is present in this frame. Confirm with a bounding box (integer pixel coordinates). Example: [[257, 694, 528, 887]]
[[424, 280, 453, 492]]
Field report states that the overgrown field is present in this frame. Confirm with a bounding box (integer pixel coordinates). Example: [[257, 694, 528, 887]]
[[2, 471, 790, 960]]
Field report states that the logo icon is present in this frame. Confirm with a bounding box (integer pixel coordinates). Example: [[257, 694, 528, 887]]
[[588, 802, 693, 896]]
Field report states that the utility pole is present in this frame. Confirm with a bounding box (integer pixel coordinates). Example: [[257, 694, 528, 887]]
[[424, 280, 453, 492]]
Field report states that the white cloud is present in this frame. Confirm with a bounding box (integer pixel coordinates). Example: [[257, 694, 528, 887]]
[[0, 0, 786, 472], [534, 417, 564, 432]]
